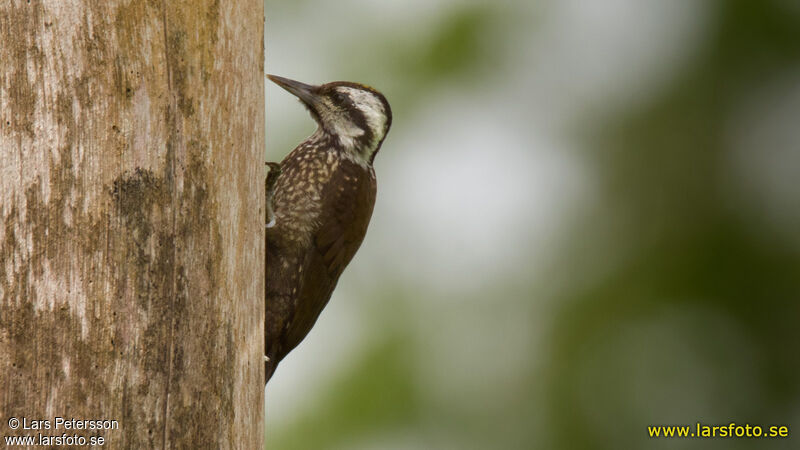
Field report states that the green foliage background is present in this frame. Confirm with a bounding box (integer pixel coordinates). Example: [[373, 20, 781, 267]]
[[264, 1, 800, 448]]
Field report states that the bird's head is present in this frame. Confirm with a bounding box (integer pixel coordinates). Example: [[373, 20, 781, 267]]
[[268, 75, 392, 165]]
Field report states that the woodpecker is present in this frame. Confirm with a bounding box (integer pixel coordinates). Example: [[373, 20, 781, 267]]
[[265, 75, 392, 384]]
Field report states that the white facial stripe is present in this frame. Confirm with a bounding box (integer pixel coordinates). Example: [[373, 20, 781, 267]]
[[314, 86, 388, 166], [338, 87, 387, 142], [318, 96, 365, 151]]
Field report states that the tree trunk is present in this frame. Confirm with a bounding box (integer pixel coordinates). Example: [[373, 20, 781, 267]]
[[0, 1, 264, 448]]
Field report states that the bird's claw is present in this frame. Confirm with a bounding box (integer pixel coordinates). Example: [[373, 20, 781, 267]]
[[265, 162, 281, 228]]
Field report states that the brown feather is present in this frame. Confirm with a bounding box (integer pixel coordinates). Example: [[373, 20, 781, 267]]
[[265, 154, 376, 383], [264, 77, 390, 384]]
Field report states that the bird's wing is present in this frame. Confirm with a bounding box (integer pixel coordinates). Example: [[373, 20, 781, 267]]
[[281, 164, 377, 354]]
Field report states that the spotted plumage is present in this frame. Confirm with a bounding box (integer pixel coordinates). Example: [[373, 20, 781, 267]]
[[265, 75, 392, 384]]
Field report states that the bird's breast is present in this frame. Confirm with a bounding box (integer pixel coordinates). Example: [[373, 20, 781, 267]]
[[270, 146, 375, 248]]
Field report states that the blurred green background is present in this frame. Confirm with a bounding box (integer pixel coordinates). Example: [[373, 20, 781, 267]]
[[263, 1, 800, 448]]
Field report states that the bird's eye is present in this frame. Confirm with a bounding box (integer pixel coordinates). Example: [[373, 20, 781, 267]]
[[333, 92, 347, 104]]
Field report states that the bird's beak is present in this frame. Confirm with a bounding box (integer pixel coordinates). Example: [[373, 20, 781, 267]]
[[267, 74, 318, 107]]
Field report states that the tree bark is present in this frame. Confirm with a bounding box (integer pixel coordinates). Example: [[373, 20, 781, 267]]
[[0, 0, 264, 448]]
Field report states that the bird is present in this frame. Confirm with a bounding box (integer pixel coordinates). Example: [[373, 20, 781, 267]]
[[264, 75, 392, 384]]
